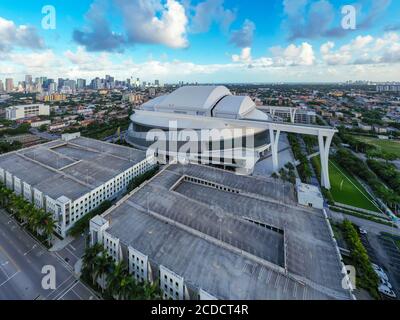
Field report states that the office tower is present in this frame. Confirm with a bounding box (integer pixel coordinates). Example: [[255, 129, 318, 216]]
[[77, 79, 86, 90], [25, 75, 32, 85], [0, 80, 4, 93], [5, 78, 14, 92]]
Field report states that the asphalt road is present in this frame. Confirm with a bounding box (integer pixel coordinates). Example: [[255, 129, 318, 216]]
[[328, 209, 400, 236], [29, 128, 60, 141], [0, 209, 98, 300]]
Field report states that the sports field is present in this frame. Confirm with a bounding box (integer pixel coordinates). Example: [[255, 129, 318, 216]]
[[353, 135, 400, 157], [329, 160, 381, 213]]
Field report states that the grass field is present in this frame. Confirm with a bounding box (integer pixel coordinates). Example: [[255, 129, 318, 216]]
[[328, 160, 381, 213], [353, 135, 400, 157]]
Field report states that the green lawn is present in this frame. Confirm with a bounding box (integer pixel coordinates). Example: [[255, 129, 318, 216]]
[[329, 160, 381, 213], [353, 136, 400, 157]]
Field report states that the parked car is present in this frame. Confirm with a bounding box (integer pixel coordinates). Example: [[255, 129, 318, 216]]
[[379, 278, 393, 290], [372, 264, 389, 282], [359, 227, 368, 235], [378, 284, 397, 299]]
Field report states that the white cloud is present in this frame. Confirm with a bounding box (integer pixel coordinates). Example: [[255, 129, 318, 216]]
[[0, 17, 44, 52], [232, 47, 252, 63], [190, 0, 236, 33], [270, 42, 315, 66], [321, 32, 400, 65], [116, 0, 189, 49]]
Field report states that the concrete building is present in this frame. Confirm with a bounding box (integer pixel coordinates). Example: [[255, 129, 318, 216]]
[[30, 120, 51, 128], [127, 85, 337, 189], [258, 106, 317, 124], [90, 163, 353, 300], [6, 104, 50, 121], [296, 180, 324, 209], [0, 133, 155, 237], [5, 78, 14, 93]]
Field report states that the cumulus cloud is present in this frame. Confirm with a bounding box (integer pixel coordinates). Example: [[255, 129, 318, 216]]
[[270, 43, 316, 66], [190, 0, 236, 33], [232, 47, 252, 63], [230, 20, 255, 48], [320, 32, 400, 65], [74, 0, 189, 51], [0, 17, 45, 52], [232, 42, 316, 68], [7, 50, 61, 74], [283, 0, 392, 40], [116, 0, 189, 49], [73, 0, 125, 52]]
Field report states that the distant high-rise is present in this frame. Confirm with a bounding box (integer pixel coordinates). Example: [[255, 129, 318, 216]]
[[5, 78, 14, 92], [58, 78, 65, 90], [77, 79, 86, 90], [155, 80, 160, 87], [0, 80, 4, 93], [25, 75, 32, 85]]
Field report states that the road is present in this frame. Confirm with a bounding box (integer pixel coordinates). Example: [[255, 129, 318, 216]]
[[328, 209, 400, 236], [29, 128, 60, 141], [0, 209, 98, 300]]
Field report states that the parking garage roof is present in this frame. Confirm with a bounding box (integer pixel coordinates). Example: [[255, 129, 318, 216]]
[[103, 163, 352, 300], [0, 137, 146, 201]]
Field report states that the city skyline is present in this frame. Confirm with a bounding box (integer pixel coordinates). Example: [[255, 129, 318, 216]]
[[0, 0, 400, 83]]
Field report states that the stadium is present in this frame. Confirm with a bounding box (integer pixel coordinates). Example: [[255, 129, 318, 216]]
[[126, 85, 272, 174]]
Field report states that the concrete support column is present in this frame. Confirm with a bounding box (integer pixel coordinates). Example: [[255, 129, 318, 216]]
[[269, 128, 281, 172], [318, 133, 333, 190], [290, 108, 297, 123]]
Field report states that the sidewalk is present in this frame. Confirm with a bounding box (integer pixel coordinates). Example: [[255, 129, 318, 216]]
[[49, 236, 75, 252]]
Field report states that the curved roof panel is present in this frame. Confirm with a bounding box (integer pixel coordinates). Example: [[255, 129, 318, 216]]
[[213, 95, 256, 119], [154, 86, 231, 112]]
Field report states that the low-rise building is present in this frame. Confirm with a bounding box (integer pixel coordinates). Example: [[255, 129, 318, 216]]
[[6, 104, 50, 120], [296, 180, 324, 209]]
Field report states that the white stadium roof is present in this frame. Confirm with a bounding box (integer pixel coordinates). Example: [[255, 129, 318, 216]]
[[139, 85, 269, 121]]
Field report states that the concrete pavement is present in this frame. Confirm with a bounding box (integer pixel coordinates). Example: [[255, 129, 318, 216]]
[[0, 209, 98, 300]]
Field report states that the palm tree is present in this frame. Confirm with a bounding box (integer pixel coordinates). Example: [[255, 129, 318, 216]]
[[106, 261, 133, 300], [36, 210, 55, 245], [82, 244, 103, 273], [92, 252, 113, 291], [141, 282, 162, 300]]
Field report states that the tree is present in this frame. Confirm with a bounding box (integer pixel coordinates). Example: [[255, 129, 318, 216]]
[[82, 243, 104, 278], [93, 252, 113, 291], [38, 210, 56, 245], [106, 261, 136, 300], [141, 282, 162, 300]]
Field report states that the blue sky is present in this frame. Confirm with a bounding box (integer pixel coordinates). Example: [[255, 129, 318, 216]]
[[0, 0, 400, 83]]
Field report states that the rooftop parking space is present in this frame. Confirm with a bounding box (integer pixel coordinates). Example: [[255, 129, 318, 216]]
[[167, 163, 297, 204], [22, 147, 76, 170], [103, 163, 351, 300], [0, 136, 147, 202]]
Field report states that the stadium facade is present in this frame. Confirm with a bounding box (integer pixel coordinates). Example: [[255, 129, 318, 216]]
[[126, 86, 273, 175]]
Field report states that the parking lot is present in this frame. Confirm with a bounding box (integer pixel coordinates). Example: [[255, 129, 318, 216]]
[[0, 210, 98, 300], [378, 234, 400, 297], [360, 231, 400, 300]]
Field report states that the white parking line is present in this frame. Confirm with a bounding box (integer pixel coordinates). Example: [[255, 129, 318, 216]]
[[55, 280, 79, 300], [23, 244, 37, 256], [0, 271, 20, 288]]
